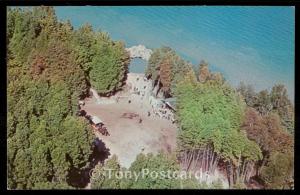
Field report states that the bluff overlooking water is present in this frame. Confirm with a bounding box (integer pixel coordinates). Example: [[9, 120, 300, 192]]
[[126, 45, 153, 61], [56, 7, 294, 101]]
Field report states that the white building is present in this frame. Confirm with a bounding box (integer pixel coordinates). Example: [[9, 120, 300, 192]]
[[90, 116, 103, 126]]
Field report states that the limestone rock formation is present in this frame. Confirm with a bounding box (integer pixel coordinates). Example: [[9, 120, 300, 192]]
[[126, 45, 153, 61]]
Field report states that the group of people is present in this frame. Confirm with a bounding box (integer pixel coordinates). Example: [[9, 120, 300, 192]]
[[127, 75, 175, 123], [148, 103, 175, 123], [97, 125, 110, 136]]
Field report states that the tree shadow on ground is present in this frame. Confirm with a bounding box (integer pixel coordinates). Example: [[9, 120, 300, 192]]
[[67, 138, 110, 188]]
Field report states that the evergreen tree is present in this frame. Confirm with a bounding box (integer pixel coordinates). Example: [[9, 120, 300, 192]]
[[146, 47, 194, 97], [270, 84, 294, 134], [89, 38, 130, 95], [175, 78, 262, 187], [7, 7, 96, 189], [198, 60, 210, 83], [260, 151, 294, 189], [90, 155, 123, 189], [159, 55, 172, 97], [127, 153, 180, 189], [237, 82, 257, 107], [72, 23, 96, 74]]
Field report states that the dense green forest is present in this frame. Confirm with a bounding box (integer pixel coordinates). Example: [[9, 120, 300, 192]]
[[7, 7, 294, 189], [7, 7, 129, 189], [146, 47, 294, 189], [90, 153, 225, 189]]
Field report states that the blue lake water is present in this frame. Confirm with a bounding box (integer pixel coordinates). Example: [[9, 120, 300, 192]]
[[54, 6, 295, 100], [129, 58, 147, 74]]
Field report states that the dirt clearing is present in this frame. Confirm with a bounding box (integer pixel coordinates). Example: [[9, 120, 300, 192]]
[[82, 95, 178, 168]]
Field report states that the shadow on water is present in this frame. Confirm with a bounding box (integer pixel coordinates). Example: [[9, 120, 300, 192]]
[[67, 138, 110, 188]]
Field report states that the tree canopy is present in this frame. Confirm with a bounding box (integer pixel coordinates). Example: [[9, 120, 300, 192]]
[[237, 83, 294, 134], [7, 6, 294, 190], [90, 152, 207, 189], [175, 76, 262, 187], [89, 39, 130, 95], [145, 47, 196, 97], [7, 6, 128, 189]]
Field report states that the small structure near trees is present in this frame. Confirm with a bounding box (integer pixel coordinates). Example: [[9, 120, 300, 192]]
[[91, 116, 103, 126], [86, 115, 110, 136]]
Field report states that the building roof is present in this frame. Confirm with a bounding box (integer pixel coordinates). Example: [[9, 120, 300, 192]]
[[91, 116, 103, 125]]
